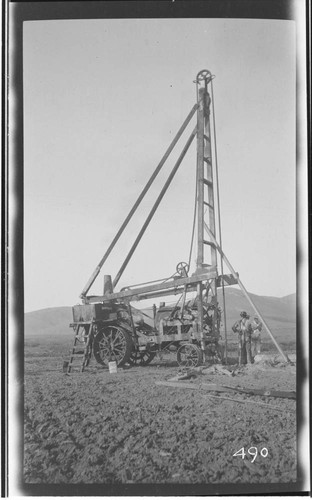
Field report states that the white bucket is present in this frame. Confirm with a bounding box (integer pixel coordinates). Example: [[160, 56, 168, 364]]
[[108, 361, 118, 374]]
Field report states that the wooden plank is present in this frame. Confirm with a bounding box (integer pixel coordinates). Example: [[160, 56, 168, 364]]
[[155, 381, 237, 393], [222, 386, 296, 400], [201, 394, 295, 413], [216, 274, 238, 287], [201, 383, 296, 399], [155, 381, 296, 399], [203, 178, 213, 186], [155, 381, 198, 390]]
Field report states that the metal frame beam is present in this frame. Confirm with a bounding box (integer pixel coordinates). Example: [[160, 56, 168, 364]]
[[86, 273, 236, 303], [87, 267, 217, 303], [204, 222, 290, 363], [196, 87, 205, 268]]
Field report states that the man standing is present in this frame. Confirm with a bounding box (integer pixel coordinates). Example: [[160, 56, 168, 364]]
[[251, 315, 263, 358], [232, 311, 253, 365]]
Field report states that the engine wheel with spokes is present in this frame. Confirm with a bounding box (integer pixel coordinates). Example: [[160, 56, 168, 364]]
[[176, 343, 203, 368], [93, 324, 133, 367], [128, 350, 156, 366]]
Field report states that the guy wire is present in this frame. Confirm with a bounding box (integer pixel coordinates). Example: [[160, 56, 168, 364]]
[[188, 79, 200, 269], [211, 78, 228, 363]]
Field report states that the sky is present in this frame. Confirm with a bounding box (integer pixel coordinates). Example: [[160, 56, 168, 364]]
[[23, 18, 297, 312]]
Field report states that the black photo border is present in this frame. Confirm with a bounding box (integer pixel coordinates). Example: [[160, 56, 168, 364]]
[[4, 0, 310, 496]]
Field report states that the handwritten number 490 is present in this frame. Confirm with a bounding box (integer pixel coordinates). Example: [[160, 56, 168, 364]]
[[233, 447, 268, 463]]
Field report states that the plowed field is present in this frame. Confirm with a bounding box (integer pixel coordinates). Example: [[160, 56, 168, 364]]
[[24, 336, 297, 489]]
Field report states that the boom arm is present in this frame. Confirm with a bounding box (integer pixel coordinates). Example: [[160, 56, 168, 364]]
[[80, 103, 199, 299]]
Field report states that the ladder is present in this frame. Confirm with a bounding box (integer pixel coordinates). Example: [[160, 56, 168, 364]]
[[195, 71, 219, 354], [66, 322, 94, 373]]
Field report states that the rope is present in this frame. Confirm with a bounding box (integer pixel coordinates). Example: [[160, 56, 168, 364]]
[[188, 166, 198, 269], [211, 78, 228, 363], [187, 78, 200, 269]]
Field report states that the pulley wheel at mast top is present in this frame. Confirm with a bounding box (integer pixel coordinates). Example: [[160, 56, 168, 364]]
[[195, 69, 215, 84]]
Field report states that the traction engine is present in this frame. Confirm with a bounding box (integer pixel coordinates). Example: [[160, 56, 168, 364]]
[[66, 70, 238, 373]]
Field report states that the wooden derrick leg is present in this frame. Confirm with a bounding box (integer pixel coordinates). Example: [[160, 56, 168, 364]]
[[197, 282, 205, 363]]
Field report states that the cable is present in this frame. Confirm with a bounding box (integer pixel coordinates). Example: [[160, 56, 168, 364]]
[[188, 76, 201, 270], [188, 165, 198, 269], [211, 78, 228, 363], [113, 127, 197, 288], [80, 102, 199, 298]]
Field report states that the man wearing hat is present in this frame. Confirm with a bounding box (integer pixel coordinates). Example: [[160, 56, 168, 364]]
[[251, 315, 263, 357], [232, 311, 253, 364]]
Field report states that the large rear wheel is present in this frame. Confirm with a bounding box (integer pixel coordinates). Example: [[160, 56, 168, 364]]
[[93, 324, 133, 367]]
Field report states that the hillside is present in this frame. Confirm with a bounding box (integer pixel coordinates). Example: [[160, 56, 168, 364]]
[[25, 306, 73, 339], [220, 288, 296, 327], [25, 289, 296, 344]]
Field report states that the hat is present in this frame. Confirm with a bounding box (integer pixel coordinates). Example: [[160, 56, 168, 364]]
[[240, 311, 248, 318]]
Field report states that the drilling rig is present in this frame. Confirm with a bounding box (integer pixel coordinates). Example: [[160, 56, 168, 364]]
[[65, 70, 289, 373]]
